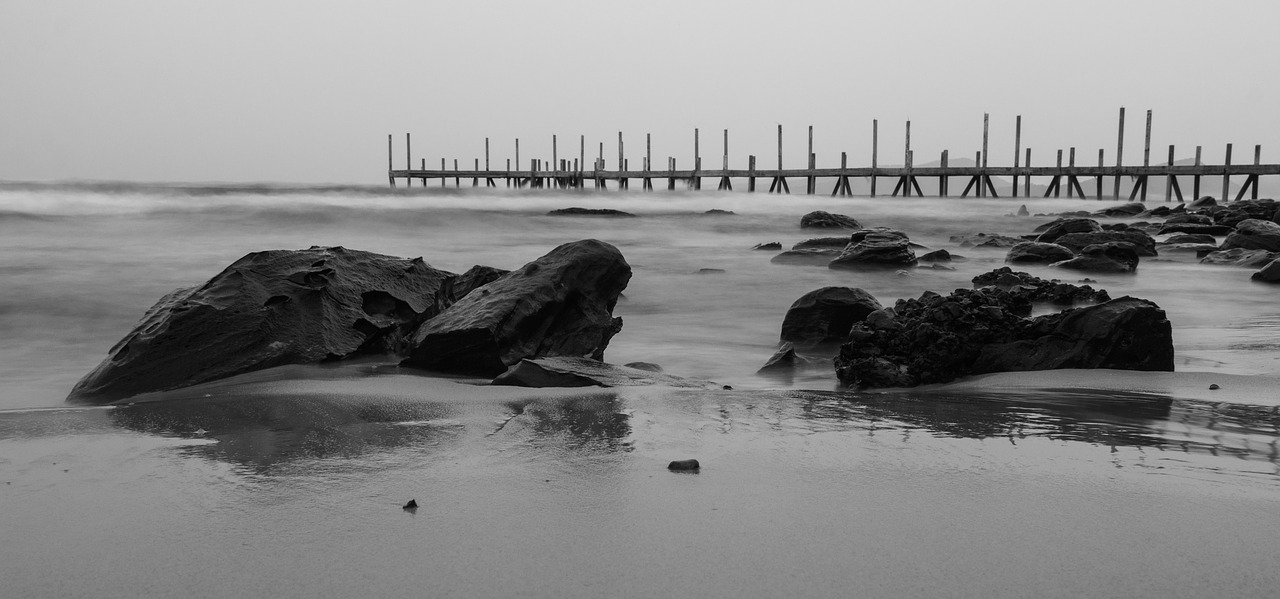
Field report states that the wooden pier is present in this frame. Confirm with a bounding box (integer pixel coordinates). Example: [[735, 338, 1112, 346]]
[[389, 108, 1280, 202]]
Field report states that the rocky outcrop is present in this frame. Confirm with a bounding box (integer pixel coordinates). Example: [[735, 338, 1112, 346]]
[[779, 287, 882, 348], [69, 247, 455, 402], [1051, 242, 1140, 273], [1220, 219, 1280, 252], [1161, 233, 1216, 245], [491, 357, 712, 388], [801, 211, 862, 229], [834, 285, 1172, 389], [1189, 196, 1218, 208], [950, 233, 1026, 248], [970, 267, 1111, 307], [402, 239, 631, 376], [1005, 241, 1074, 264], [829, 233, 917, 269], [1251, 260, 1280, 283], [1092, 202, 1146, 218]]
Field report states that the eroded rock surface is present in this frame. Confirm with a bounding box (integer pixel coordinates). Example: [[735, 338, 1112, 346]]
[[69, 247, 454, 402], [402, 239, 631, 376], [801, 211, 862, 229]]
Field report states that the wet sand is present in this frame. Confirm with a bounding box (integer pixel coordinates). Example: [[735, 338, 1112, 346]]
[[3, 367, 1278, 598]]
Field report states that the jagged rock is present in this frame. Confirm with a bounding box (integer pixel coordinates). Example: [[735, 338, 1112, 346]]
[[801, 211, 862, 229], [849, 227, 909, 243], [1251, 259, 1280, 283], [829, 234, 917, 269], [834, 287, 1172, 389], [949, 233, 1025, 248], [1160, 233, 1217, 245], [1092, 202, 1147, 218], [758, 342, 816, 372], [1035, 218, 1103, 243], [1005, 241, 1075, 264], [402, 239, 631, 376], [771, 248, 840, 265], [1016, 205, 1030, 217], [491, 357, 712, 388], [1053, 230, 1158, 256], [1189, 196, 1218, 208], [1051, 242, 1140, 273], [69, 247, 455, 402], [971, 267, 1110, 308], [918, 249, 953, 263], [792, 237, 852, 250], [752, 242, 782, 251], [547, 207, 636, 217], [1221, 219, 1280, 252], [1157, 222, 1234, 236], [779, 287, 882, 348], [1199, 248, 1280, 267]]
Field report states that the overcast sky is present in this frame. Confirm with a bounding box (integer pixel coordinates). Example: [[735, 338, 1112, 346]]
[[3, 0, 1278, 185]]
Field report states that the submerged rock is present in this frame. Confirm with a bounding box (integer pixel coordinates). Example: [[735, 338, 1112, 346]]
[[1200, 248, 1280, 267], [1005, 241, 1074, 264], [1221, 219, 1280, 252], [800, 211, 862, 229], [1251, 259, 1280, 283], [1051, 242, 1140, 274], [771, 248, 841, 265], [1053, 231, 1158, 256], [547, 207, 637, 217], [751, 242, 783, 251], [1035, 218, 1103, 244], [792, 237, 853, 250], [491, 357, 713, 388], [69, 247, 454, 402], [402, 239, 631, 376], [1092, 202, 1146, 218]]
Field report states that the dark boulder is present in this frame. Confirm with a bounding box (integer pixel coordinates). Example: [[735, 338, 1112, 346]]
[[69, 247, 455, 402], [918, 249, 953, 263], [1251, 260, 1280, 283], [1053, 230, 1158, 256], [792, 237, 852, 250], [491, 357, 712, 388], [779, 287, 883, 348], [1221, 219, 1280, 252], [1160, 243, 1220, 254], [971, 267, 1111, 307], [1189, 196, 1218, 208], [771, 248, 840, 265], [1035, 218, 1103, 243], [801, 211, 862, 229], [849, 227, 909, 243], [703, 209, 735, 216], [1051, 242, 1140, 274], [829, 234, 917, 269], [834, 285, 1172, 389], [446, 265, 509, 303], [1156, 222, 1234, 236], [1005, 241, 1075, 264], [1092, 202, 1146, 218], [402, 239, 631, 376], [1199, 248, 1280, 267], [1016, 204, 1030, 217], [547, 207, 637, 217], [1164, 213, 1212, 225]]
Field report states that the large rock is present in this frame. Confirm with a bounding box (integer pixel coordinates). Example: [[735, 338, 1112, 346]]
[[1005, 241, 1075, 264], [1051, 242, 1140, 273], [1160, 233, 1217, 245], [402, 239, 631, 376], [834, 286, 1172, 389], [1220, 219, 1280, 252], [547, 207, 636, 217], [1092, 202, 1146, 218], [971, 267, 1111, 308], [492, 357, 712, 388], [950, 233, 1026, 249], [69, 247, 455, 402], [829, 234, 917, 269], [1034, 218, 1102, 242], [801, 211, 862, 229], [1052, 230, 1158, 256], [1251, 259, 1280, 283], [1156, 222, 1234, 236], [779, 287, 883, 348]]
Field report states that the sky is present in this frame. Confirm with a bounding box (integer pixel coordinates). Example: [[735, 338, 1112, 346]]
[[2, 0, 1279, 185]]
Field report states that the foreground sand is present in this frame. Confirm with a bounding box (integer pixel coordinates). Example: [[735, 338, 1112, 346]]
[[3, 366, 1279, 598]]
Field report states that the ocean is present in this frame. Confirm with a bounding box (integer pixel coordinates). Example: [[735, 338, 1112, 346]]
[[2, 181, 1278, 598]]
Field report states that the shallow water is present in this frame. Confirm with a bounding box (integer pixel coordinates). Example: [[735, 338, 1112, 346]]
[[2, 182, 1279, 597]]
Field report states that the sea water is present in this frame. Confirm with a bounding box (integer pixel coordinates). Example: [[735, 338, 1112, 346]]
[[2, 182, 1279, 598]]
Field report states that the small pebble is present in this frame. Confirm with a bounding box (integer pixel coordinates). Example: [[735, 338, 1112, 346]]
[[1209, 384, 1220, 390], [668, 459, 700, 471], [402, 499, 418, 510]]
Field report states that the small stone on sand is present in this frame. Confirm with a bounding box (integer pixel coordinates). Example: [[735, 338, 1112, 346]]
[[668, 459, 700, 471]]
